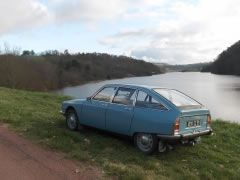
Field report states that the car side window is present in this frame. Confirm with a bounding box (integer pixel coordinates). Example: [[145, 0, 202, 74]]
[[136, 90, 167, 110], [93, 87, 116, 102], [112, 87, 136, 105]]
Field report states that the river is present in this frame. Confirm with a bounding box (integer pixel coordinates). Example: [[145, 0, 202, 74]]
[[56, 72, 240, 123]]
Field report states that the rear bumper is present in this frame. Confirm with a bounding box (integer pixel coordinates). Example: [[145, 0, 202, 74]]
[[157, 129, 213, 141]]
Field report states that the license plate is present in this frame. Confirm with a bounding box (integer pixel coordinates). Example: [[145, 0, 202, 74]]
[[187, 120, 200, 127]]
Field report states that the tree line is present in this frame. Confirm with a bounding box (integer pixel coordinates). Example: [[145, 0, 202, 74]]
[[0, 48, 163, 91], [202, 40, 240, 76]]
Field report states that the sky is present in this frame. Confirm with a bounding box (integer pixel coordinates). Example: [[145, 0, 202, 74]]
[[0, 0, 240, 64]]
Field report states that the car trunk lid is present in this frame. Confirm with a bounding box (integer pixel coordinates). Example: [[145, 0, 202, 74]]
[[178, 108, 210, 134]]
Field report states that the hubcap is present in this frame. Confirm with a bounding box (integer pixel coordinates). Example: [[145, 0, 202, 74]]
[[67, 113, 77, 129], [136, 133, 153, 152]]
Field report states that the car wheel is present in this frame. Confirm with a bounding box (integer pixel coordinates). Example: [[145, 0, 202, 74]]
[[66, 109, 78, 131], [134, 133, 158, 155]]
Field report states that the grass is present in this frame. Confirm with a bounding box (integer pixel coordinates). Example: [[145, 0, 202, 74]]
[[0, 86, 240, 179]]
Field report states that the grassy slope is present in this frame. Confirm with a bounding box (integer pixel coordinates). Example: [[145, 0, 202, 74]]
[[0, 87, 240, 179]]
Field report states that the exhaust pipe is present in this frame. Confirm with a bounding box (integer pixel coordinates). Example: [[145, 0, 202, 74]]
[[182, 137, 201, 146], [189, 141, 195, 146], [158, 140, 167, 153]]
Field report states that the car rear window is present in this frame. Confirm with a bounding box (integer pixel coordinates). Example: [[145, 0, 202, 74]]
[[153, 89, 201, 107]]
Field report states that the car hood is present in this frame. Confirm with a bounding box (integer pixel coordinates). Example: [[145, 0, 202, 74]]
[[63, 98, 86, 104]]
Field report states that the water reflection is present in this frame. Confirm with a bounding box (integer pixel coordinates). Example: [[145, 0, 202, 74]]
[[56, 72, 240, 123]]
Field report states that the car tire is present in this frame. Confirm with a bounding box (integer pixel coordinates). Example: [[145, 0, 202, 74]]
[[134, 133, 158, 155], [66, 109, 79, 131]]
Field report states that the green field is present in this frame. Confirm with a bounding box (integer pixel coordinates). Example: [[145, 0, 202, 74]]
[[0, 87, 240, 179]]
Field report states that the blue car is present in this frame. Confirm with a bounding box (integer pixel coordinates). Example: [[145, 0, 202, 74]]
[[61, 84, 212, 154]]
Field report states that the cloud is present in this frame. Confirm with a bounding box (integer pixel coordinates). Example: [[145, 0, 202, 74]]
[[1, 0, 240, 64], [52, 0, 166, 23], [53, 0, 130, 24], [100, 0, 240, 64], [99, 28, 147, 46], [0, 0, 52, 36]]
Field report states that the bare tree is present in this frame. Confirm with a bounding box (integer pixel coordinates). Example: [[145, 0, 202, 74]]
[[4, 42, 11, 54], [12, 46, 21, 55]]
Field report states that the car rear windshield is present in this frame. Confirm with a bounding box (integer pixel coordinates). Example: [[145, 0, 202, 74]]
[[153, 89, 201, 108]]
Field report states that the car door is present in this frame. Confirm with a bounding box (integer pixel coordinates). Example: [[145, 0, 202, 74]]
[[81, 86, 117, 130], [105, 87, 136, 135], [130, 90, 173, 135]]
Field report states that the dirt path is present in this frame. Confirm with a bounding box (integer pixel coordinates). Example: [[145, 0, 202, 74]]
[[0, 124, 102, 180]]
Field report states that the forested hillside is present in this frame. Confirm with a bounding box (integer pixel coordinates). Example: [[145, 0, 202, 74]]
[[202, 41, 240, 75], [156, 62, 209, 72], [0, 51, 162, 91]]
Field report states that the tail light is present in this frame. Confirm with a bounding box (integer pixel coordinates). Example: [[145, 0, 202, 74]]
[[174, 118, 180, 135], [207, 115, 211, 127]]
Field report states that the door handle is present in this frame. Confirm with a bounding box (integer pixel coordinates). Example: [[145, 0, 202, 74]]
[[101, 103, 108, 107], [124, 107, 132, 111]]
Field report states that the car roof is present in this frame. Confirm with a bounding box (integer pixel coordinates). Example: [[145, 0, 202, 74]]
[[103, 83, 171, 90]]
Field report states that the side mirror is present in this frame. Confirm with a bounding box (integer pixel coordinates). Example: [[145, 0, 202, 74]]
[[86, 97, 92, 101]]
